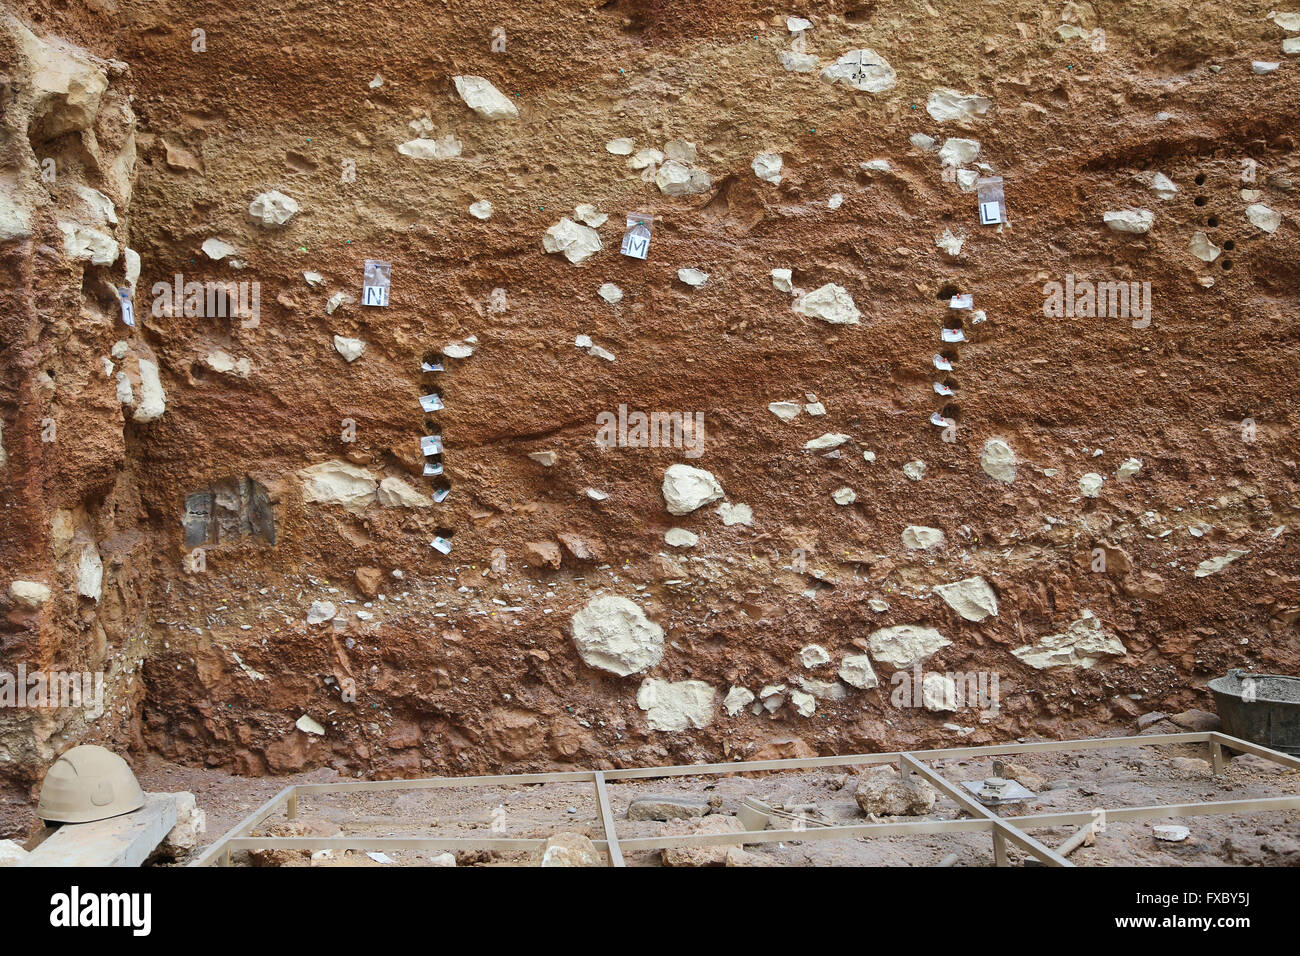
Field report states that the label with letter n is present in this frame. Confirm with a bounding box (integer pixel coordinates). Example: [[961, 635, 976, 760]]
[[362, 259, 392, 306], [620, 212, 654, 260]]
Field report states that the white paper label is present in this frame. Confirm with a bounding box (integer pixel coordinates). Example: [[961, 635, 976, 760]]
[[363, 259, 392, 306], [118, 289, 135, 327], [979, 201, 1003, 225]]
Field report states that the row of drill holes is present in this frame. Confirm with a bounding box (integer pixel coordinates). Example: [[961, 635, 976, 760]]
[[1193, 176, 1236, 270]]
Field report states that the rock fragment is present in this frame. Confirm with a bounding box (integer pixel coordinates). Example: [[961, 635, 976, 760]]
[[637, 678, 716, 731], [854, 768, 936, 816], [1194, 550, 1249, 578], [820, 49, 897, 93], [723, 686, 754, 716], [542, 218, 602, 264], [540, 833, 599, 866], [1104, 208, 1154, 234], [1245, 203, 1282, 233], [664, 528, 699, 548], [793, 283, 860, 324], [926, 88, 993, 122], [333, 336, 365, 362], [980, 438, 1017, 483], [839, 654, 878, 690], [452, 75, 518, 120], [662, 464, 724, 515], [901, 526, 945, 550], [933, 576, 998, 621], [248, 190, 299, 227], [1011, 610, 1125, 669], [868, 625, 950, 667], [752, 152, 783, 184], [571, 595, 664, 676]]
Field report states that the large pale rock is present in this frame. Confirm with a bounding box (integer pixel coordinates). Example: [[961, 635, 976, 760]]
[[627, 796, 711, 821], [58, 222, 118, 265], [9, 580, 51, 609], [1011, 610, 1125, 669], [133, 358, 166, 423], [1194, 550, 1249, 578], [377, 476, 431, 508], [723, 686, 754, 715], [921, 673, 958, 711], [839, 654, 878, 689], [938, 137, 980, 166], [540, 832, 600, 866], [161, 792, 205, 851], [902, 526, 946, 550], [333, 336, 365, 362], [1104, 208, 1154, 234], [453, 75, 518, 120], [661, 814, 745, 866], [637, 678, 716, 731], [77, 545, 103, 602], [248, 190, 300, 227], [0, 840, 30, 867], [933, 576, 998, 621], [820, 49, 896, 92], [867, 625, 950, 667], [655, 159, 713, 196], [926, 88, 993, 122], [662, 464, 724, 515], [854, 768, 936, 816], [570, 595, 664, 676], [752, 152, 783, 184], [793, 283, 861, 324], [1245, 203, 1282, 233], [397, 136, 462, 160], [980, 438, 1017, 483], [542, 217, 602, 264], [298, 460, 379, 513]]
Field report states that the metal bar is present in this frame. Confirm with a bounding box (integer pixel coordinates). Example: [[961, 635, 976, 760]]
[[224, 837, 599, 853], [291, 769, 598, 795], [1210, 739, 1226, 775], [614, 817, 995, 852], [287, 792, 298, 820], [1013, 795, 1300, 829], [190, 785, 296, 867], [992, 831, 1009, 867], [900, 753, 1072, 868], [1209, 733, 1300, 772], [592, 771, 624, 867], [600, 733, 1210, 783]]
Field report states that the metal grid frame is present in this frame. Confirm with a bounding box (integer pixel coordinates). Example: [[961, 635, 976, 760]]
[[191, 731, 1300, 867]]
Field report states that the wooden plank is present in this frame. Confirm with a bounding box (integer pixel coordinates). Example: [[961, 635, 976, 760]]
[[23, 794, 178, 868], [1210, 733, 1300, 771], [592, 771, 624, 867]]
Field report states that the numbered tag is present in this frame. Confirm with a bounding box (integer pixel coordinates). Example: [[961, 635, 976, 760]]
[[620, 212, 654, 259], [420, 435, 443, 455], [949, 294, 973, 309], [362, 259, 391, 306], [941, 327, 966, 343], [933, 381, 954, 396], [118, 288, 135, 327], [431, 536, 452, 555], [933, 354, 953, 371], [418, 393, 444, 412], [423, 460, 444, 477], [432, 487, 451, 503]]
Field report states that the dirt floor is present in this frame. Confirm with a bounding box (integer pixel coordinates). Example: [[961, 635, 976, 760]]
[[135, 724, 1300, 867]]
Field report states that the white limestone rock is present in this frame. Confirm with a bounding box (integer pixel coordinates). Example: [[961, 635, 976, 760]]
[[771, 268, 795, 293], [723, 686, 755, 716], [933, 576, 998, 622], [1011, 610, 1125, 669], [902, 526, 946, 550], [805, 433, 849, 451], [903, 460, 927, 481], [333, 335, 365, 362], [76, 546, 103, 602], [1079, 472, 1104, 498], [1190, 231, 1221, 262], [839, 654, 878, 690], [938, 137, 980, 166], [752, 152, 783, 184], [922, 673, 959, 712], [469, 200, 493, 219], [926, 88, 993, 122], [799, 644, 831, 668], [248, 190, 300, 227], [377, 476, 431, 509], [664, 528, 698, 548], [9, 580, 51, 609], [201, 237, 237, 261], [397, 135, 462, 160], [980, 438, 1017, 483], [1194, 550, 1249, 578], [717, 502, 753, 526], [637, 678, 716, 731], [820, 49, 896, 93], [452, 75, 518, 120], [1245, 203, 1282, 233], [677, 268, 709, 287], [655, 159, 713, 196], [298, 460, 379, 513], [780, 51, 819, 72], [793, 283, 861, 324], [768, 401, 801, 421], [832, 486, 857, 505], [598, 283, 623, 303], [662, 464, 724, 515], [58, 222, 117, 265], [571, 595, 664, 676], [1116, 457, 1142, 480], [1104, 208, 1154, 234], [868, 625, 951, 667], [542, 217, 602, 264], [605, 138, 635, 155], [306, 602, 336, 626], [133, 359, 166, 423]]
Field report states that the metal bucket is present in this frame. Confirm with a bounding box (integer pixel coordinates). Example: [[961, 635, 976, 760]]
[[1208, 669, 1300, 755]]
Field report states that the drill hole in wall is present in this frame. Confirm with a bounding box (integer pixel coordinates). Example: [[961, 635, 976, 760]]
[[941, 402, 961, 422], [1222, 239, 1236, 251], [1195, 173, 1206, 186], [1194, 196, 1207, 207], [936, 283, 962, 301], [943, 315, 964, 330], [1207, 216, 1219, 227], [1221, 259, 1233, 270]]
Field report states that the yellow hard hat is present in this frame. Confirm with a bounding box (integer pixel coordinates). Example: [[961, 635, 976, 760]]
[[35, 745, 145, 824]]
